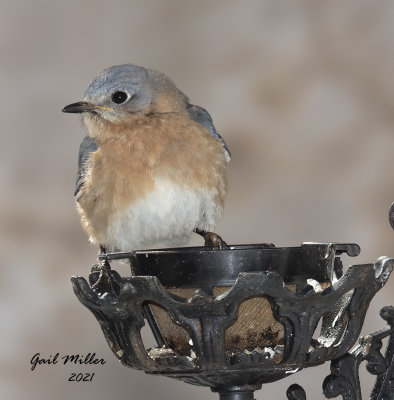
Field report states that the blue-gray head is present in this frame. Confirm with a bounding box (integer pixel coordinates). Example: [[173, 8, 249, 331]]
[[62, 64, 188, 122]]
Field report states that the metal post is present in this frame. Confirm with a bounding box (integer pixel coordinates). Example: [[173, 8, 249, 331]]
[[218, 391, 255, 400]]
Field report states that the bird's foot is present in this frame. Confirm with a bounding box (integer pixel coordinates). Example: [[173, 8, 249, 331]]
[[194, 229, 229, 249]]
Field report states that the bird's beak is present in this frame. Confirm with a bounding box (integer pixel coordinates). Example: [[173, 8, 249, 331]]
[[62, 101, 97, 114]]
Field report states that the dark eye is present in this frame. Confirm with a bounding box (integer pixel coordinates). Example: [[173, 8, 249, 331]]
[[111, 91, 128, 104]]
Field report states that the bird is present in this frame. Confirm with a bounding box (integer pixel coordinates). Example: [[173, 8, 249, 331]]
[[62, 64, 230, 255]]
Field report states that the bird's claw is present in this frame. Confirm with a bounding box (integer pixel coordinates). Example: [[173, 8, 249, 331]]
[[204, 232, 228, 249], [194, 229, 228, 249]]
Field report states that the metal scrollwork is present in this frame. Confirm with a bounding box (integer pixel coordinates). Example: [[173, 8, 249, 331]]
[[72, 244, 394, 400], [289, 306, 394, 400]]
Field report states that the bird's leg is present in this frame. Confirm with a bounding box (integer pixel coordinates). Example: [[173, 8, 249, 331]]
[[194, 228, 228, 249], [90, 245, 112, 291]]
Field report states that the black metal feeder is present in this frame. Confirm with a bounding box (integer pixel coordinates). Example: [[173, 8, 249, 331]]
[[72, 234, 394, 399]]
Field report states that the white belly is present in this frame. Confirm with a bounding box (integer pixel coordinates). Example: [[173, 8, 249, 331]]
[[102, 178, 222, 251]]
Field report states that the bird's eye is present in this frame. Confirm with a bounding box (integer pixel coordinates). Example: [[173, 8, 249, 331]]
[[111, 91, 129, 104]]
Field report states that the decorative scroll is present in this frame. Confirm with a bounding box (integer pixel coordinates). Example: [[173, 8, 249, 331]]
[[72, 255, 393, 395]]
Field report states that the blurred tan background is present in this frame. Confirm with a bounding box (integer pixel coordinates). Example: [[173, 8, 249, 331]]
[[1, 0, 394, 399]]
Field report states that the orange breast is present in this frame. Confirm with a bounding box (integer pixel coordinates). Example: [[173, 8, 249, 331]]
[[76, 112, 228, 247]]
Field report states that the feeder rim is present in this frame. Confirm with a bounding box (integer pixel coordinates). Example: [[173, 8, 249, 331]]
[[99, 242, 360, 261]]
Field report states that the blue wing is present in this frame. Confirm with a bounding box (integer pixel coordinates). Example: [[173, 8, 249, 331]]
[[74, 136, 98, 197], [187, 104, 231, 161]]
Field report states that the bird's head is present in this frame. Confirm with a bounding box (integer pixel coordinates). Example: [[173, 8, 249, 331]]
[[62, 64, 188, 126]]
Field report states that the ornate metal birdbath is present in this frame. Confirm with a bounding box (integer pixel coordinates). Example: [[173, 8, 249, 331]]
[[72, 205, 394, 399]]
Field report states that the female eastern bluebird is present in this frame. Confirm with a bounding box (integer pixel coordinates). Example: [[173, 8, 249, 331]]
[[62, 64, 230, 254]]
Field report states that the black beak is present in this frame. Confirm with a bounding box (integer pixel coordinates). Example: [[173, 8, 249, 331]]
[[62, 101, 96, 113]]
